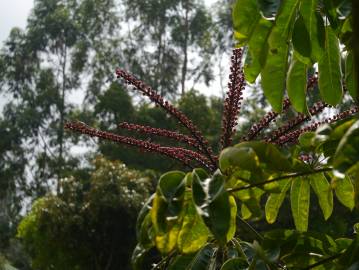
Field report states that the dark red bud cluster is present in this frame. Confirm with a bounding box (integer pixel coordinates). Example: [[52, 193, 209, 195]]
[[220, 48, 246, 149], [64, 121, 198, 169], [266, 101, 327, 143], [244, 77, 318, 141], [276, 107, 359, 145], [116, 68, 217, 167], [118, 122, 198, 147]]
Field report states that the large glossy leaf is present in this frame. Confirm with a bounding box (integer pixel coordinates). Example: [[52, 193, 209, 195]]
[[151, 194, 181, 254], [299, 0, 325, 62], [261, 42, 289, 112], [219, 146, 260, 174], [337, 234, 359, 270], [177, 191, 209, 254], [265, 180, 291, 224], [292, 15, 311, 61], [220, 258, 248, 270], [333, 176, 355, 210], [244, 18, 272, 83], [268, 0, 300, 49], [318, 26, 343, 106], [232, 0, 261, 45], [188, 244, 218, 270], [235, 141, 293, 172], [192, 170, 235, 244], [286, 57, 308, 113], [290, 177, 310, 232], [310, 173, 333, 220], [158, 171, 185, 201], [168, 254, 196, 270], [136, 194, 154, 240], [345, 52, 358, 99], [333, 120, 359, 176]]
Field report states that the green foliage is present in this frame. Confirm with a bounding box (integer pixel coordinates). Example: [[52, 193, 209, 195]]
[[233, 0, 355, 112], [135, 115, 359, 268], [18, 157, 152, 270]]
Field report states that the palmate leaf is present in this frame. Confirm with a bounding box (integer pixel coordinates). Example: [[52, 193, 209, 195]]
[[290, 177, 310, 232]]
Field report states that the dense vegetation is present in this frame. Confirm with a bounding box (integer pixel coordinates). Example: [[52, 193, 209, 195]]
[[0, 0, 359, 269]]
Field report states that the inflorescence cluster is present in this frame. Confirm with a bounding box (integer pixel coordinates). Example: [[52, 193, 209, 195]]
[[65, 49, 359, 172]]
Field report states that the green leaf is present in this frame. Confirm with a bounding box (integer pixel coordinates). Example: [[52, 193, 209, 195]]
[[299, 0, 325, 62], [136, 194, 154, 241], [265, 180, 291, 224], [219, 146, 260, 173], [188, 244, 218, 270], [333, 120, 359, 176], [158, 171, 185, 201], [333, 176, 355, 210], [310, 173, 333, 220], [345, 52, 358, 99], [292, 15, 311, 62], [287, 57, 308, 113], [290, 177, 310, 232], [151, 194, 181, 254], [244, 18, 273, 83], [261, 42, 289, 112], [337, 234, 359, 269], [235, 141, 293, 172], [168, 254, 196, 270], [268, 0, 300, 49], [323, 0, 340, 32], [131, 244, 149, 270], [227, 196, 238, 241], [318, 26, 343, 106], [192, 170, 234, 245], [232, 0, 262, 45], [177, 191, 209, 254], [221, 258, 248, 270]]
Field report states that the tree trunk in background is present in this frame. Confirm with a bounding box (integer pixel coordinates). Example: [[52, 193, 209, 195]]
[[181, 0, 189, 96], [353, 0, 359, 99]]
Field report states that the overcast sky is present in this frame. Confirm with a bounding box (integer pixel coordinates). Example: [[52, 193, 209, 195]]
[[0, 0, 34, 44]]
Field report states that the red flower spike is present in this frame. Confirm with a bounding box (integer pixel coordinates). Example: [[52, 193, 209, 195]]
[[115, 68, 217, 167], [220, 48, 246, 149]]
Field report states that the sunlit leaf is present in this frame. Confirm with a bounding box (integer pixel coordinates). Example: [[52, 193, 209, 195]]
[[333, 176, 355, 210], [177, 191, 209, 254], [290, 177, 310, 232], [265, 180, 291, 224], [287, 57, 308, 113], [232, 0, 262, 45], [310, 173, 333, 220], [244, 18, 272, 83]]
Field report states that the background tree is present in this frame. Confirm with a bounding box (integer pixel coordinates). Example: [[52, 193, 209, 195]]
[[17, 157, 152, 270]]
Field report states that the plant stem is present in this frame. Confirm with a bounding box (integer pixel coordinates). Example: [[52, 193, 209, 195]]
[[227, 167, 332, 193]]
